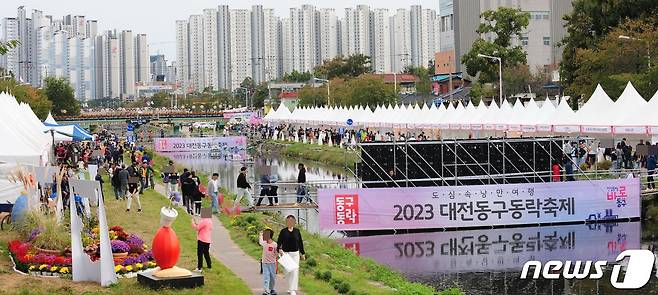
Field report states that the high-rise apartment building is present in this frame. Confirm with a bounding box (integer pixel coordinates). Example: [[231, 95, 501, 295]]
[[135, 33, 149, 83], [203, 8, 218, 90], [175, 20, 189, 86], [263, 9, 282, 82], [343, 5, 371, 57], [390, 9, 412, 72], [216, 5, 231, 90], [371, 9, 391, 73], [229, 9, 252, 90], [251, 5, 265, 85], [119, 30, 135, 99], [188, 15, 204, 92], [3, 6, 146, 100], [318, 8, 338, 63]]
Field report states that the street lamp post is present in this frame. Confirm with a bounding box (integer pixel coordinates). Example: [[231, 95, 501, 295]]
[[619, 35, 651, 69], [477, 53, 503, 106], [314, 78, 330, 106]]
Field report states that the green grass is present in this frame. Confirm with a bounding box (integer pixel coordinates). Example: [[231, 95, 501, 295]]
[[0, 155, 250, 295], [262, 141, 360, 169], [218, 210, 457, 295], [150, 149, 462, 295]]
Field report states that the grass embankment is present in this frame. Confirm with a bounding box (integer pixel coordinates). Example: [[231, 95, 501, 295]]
[[149, 149, 463, 295], [0, 158, 250, 295], [261, 141, 359, 168], [217, 212, 461, 295]]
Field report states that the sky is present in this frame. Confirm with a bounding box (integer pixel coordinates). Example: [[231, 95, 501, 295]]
[[3, 0, 440, 59]]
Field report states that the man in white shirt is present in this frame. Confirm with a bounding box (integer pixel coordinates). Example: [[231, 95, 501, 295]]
[[207, 173, 220, 213]]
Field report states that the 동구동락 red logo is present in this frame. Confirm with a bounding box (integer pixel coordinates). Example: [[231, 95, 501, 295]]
[[335, 194, 359, 225]]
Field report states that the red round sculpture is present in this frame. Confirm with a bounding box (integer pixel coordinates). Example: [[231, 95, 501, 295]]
[[151, 226, 180, 269]]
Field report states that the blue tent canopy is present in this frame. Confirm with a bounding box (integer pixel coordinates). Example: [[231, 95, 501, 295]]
[[43, 122, 93, 141]]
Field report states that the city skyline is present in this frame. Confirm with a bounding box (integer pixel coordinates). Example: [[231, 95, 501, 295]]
[[1, 0, 440, 58]]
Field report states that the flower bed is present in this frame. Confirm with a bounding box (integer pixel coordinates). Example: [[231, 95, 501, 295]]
[[8, 225, 157, 278]]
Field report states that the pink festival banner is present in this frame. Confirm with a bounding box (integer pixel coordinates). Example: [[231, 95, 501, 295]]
[[318, 178, 640, 231], [154, 136, 247, 156]]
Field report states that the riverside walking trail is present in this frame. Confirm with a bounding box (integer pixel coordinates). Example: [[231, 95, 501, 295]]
[[153, 184, 297, 295]]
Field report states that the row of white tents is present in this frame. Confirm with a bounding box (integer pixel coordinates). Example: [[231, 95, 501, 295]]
[[264, 82, 658, 136], [0, 92, 51, 166]]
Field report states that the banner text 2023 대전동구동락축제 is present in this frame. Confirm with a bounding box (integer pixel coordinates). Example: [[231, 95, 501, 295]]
[[318, 178, 641, 231]]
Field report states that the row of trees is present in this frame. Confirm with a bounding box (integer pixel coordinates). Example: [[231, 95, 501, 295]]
[[0, 77, 78, 119], [560, 1, 658, 100]]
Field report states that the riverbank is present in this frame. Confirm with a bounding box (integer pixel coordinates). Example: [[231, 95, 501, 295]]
[[259, 140, 359, 169], [0, 166, 250, 294], [148, 151, 461, 295]]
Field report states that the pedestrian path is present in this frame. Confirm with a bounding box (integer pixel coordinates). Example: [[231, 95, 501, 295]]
[[153, 184, 295, 294]]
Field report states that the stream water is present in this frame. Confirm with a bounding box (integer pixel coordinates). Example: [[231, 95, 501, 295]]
[[160, 150, 658, 295]]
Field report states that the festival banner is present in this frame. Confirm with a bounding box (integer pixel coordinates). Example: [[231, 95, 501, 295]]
[[339, 222, 639, 274], [318, 178, 640, 231], [612, 126, 648, 135], [153, 136, 247, 156]]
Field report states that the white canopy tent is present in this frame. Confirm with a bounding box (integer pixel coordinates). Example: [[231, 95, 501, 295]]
[[262, 81, 658, 137], [0, 92, 50, 165]]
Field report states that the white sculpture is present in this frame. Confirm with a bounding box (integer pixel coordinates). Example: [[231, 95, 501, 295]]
[[69, 180, 116, 286]]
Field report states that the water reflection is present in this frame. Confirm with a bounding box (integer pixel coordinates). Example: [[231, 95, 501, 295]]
[[340, 222, 658, 294]]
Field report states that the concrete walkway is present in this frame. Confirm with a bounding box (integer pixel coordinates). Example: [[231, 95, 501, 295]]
[[153, 184, 294, 294]]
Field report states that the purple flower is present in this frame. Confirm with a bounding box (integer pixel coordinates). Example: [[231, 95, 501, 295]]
[[126, 234, 144, 247], [110, 240, 130, 253], [122, 257, 137, 266], [28, 229, 41, 242]]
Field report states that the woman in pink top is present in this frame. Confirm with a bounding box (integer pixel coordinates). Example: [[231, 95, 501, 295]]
[[192, 209, 213, 272]]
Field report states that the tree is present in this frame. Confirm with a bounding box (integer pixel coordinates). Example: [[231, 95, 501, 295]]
[[298, 85, 327, 106], [461, 7, 530, 83], [314, 54, 372, 80], [251, 82, 269, 108], [44, 77, 80, 116], [0, 40, 19, 55], [403, 66, 432, 97], [566, 19, 658, 100], [282, 70, 312, 83], [345, 75, 396, 107], [0, 79, 52, 119], [560, 0, 658, 88]]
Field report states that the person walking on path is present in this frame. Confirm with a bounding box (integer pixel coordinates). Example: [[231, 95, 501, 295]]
[[126, 180, 142, 212], [180, 169, 193, 214], [277, 215, 305, 295], [162, 160, 177, 197], [260, 229, 278, 295], [207, 173, 220, 213], [295, 164, 306, 206], [235, 167, 254, 210], [118, 164, 129, 200], [192, 209, 213, 272]]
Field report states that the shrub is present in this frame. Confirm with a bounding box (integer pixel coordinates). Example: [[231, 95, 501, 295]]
[[32, 217, 71, 251], [15, 211, 43, 240], [320, 270, 332, 281], [580, 162, 590, 171], [314, 270, 323, 279], [306, 257, 317, 267], [336, 282, 351, 294], [245, 215, 257, 224]]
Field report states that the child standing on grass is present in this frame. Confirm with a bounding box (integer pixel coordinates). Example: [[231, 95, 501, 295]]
[[192, 208, 213, 272], [259, 228, 278, 295]]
